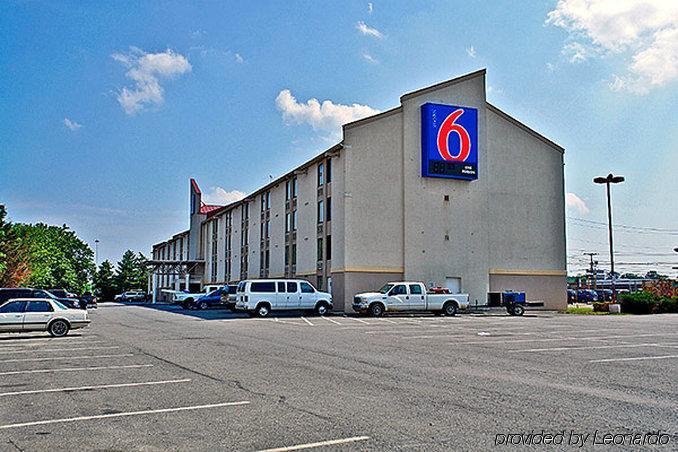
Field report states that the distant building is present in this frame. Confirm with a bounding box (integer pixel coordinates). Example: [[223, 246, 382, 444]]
[[149, 69, 567, 310]]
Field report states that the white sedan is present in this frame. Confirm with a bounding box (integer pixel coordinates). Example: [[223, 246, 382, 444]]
[[0, 298, 90, 337]]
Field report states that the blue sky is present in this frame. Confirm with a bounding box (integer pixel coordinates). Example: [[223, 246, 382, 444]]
[[1, 1, 676, 275]]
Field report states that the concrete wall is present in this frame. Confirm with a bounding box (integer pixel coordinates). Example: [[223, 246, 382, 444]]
[[486, 105, 567, 309], [401, 71, 490, 306], [489, 273, 566, 310], [343, 109, 404, 271]]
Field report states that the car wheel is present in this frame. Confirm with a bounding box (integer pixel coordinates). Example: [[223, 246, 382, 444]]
[[199, 301, 209, 310], [48, 320, 69, 337], [369, 303, 384, 317], [256, 304, 270, 318], [443, 301, 457, 316], [511, 305, 525, 316], [314, 302, 329, 316]]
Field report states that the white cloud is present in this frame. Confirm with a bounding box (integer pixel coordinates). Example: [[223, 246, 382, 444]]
[[546, 62, 557, 72], [275, 89, 380, 132], [368, 2, 373, 14], [547, 0, 678, 93], [566, 192, 590, 215], [362, 52, 378, 64], [234, 52, 244, 63], [356, 21, 384, 38], [203, 187, 246, 205], [562, 41, 596, 62], [466, 46, 477, 58], [112, 48, 192, 115], [63, 117, 82, 131]]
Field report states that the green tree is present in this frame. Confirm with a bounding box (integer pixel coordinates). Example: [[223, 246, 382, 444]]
[[94, 260, 116, 301], [115, 250, 148, 292], [0, 205, 31, 287], [12, 222, 95, 294]]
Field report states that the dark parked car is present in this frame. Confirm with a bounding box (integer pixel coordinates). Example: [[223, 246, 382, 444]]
[[79, 291, 98, 309], [595, 289, 613, 301], [0, 288, 80, 309], [190, 286, 234, 310], [48, 288, 77, 299], [567, 289, 577, 304], [576, 289, 598, 303]]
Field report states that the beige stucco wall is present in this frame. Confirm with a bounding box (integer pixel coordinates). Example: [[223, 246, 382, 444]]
[[401, 72, 490, 306], [342, 109, 404, 272], [489, 273, 566, 310]]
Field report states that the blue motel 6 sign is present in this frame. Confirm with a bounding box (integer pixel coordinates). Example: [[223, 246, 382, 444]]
[[421, 103, 478, 180]]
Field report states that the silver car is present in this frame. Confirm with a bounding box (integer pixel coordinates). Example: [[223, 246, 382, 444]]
[[0, 298, 90, 337]]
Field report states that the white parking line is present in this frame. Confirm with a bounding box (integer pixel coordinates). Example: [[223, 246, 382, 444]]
[[590, 355, 678, 363], [378, 318, 398, 324], [0, 346, 119, 355], [1, 353, 133, 364], [0, 379, 191, 397], [0, 401, 251, 430], [300, 317, 314, 326], [509, 343, 670, 353], [344, 316, 370, 324], [457, 332, 678, 346], [321, 316, 342, 325], [268, 318, 303, 326], [0, 340, 105, 349], [0, 364, 153, 376], [258, 435, 370, 452]]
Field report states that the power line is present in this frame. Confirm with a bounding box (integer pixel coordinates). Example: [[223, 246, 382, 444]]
[[567, 217, 678, 235]]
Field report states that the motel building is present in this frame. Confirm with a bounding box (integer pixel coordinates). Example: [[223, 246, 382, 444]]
[[148, 69, 567, 312]]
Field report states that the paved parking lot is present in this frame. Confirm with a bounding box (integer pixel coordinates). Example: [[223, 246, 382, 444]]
[[1, 305, 677, 451]]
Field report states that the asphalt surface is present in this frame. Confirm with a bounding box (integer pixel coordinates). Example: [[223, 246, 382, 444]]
[[0, 305, 677, 451]]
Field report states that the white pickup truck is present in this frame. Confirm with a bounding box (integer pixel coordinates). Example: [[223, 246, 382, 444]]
[[353, 282, 469, 316]]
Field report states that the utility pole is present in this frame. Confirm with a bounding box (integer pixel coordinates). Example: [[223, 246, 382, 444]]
[[584, 252, 599, 289]]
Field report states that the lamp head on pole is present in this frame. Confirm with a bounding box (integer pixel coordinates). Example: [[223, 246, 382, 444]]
[[594, 173, 625, 184]]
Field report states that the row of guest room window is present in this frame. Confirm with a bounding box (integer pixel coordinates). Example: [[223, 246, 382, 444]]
[[212, 158, 332, 282]]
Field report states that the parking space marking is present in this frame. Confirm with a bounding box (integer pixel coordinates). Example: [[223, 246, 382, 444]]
[[321, 316, 342, 325], [0, 379, 191, 397], [0, 401, 251, 430], [1, 353, 134, 364], [456, 332, 678, 346], [0, 340, 105, 349], [258, 435, 370, 452], [509, 343, 671, 353], [343, 316, 370, 324], [270, 318, 304, 326], [300, 317, 314, 326], [590, 355, 678, 363], [0, 364, 153, 376], [0, 346, 119, 355], [378, 318, 399, 324]]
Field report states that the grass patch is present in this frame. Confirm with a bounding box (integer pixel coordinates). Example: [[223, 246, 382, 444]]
[[564, 307, 609, 315]]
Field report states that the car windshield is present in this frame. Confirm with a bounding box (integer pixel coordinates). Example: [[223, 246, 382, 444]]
[[378, 284, 394, 294], [51, 300, 69, 310], [206, 289, 220, 296], [40, 290, 58, 300]]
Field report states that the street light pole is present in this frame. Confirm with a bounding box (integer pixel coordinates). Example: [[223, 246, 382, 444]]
[[593, 173, 624, 303], [95, 239, 100, 267]]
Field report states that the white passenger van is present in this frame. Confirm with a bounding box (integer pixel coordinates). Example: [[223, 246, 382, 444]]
[[235, 279, 332, 317]]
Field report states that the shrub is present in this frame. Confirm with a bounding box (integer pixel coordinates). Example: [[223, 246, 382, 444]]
[[619, 291, 657, 315], [655, 296, 678, 314]]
